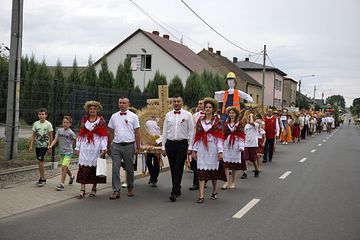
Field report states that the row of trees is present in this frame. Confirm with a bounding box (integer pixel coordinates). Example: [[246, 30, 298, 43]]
[[0, 49, 226, 126], [350, 98, 360, 117]]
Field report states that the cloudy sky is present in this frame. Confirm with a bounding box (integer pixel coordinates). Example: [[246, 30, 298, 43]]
[[1, 0, 359, 106]]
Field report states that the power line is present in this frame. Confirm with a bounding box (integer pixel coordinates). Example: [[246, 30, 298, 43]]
[[129, 0, 181, 42], [129, 0, 203, 52], [180, 0, 261, 55]]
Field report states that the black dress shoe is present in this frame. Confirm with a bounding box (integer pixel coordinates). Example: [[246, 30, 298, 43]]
[[169, 193, 176, 202], [189, 185, 199, 191], [175, 192, 181, 197]]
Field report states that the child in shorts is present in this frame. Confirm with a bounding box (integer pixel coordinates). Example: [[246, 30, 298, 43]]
[[49, 116, 76, 191], [29, 108, 53, 186]]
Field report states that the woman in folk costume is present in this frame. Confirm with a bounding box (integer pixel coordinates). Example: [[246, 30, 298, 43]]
[[280, 114, 292, 144], [192, 98, 226, 203], [221, 106, 245, 190], [75, 101, 108, 199]]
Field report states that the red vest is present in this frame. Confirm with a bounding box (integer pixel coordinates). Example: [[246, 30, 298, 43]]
[[264, 116, 277, 139]]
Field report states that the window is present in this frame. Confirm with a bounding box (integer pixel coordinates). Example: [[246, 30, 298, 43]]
[[127, 54, 141, 71], [275, 79, 282, 91], [141, 54, 152, 70]]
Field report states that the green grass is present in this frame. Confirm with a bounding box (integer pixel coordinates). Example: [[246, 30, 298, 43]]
[[0, 138, 58, 169]]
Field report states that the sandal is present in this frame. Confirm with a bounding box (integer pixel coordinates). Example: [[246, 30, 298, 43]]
[[89, 188, 97, 197], [210, 192, 218, 200], [109, 192, 120, 200], [196, 197, 204, 203], [77, 190, 85, 199]]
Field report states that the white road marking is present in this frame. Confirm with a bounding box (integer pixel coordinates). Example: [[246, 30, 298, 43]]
[[311, 149, 316, 153], [279, 171, 292, 179], [299, 157, 307, 163], [323, 140, 326, 142], [318, 143, 322, 146], [232, 198, 260, 219], [326, 137, 329, 139]]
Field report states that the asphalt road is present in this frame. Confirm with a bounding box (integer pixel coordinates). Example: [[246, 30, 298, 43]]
[[1, 123, 359, 240]]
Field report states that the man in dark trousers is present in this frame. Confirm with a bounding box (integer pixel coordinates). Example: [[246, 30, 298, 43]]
[[263, 109, 279, 163], [162, 96, 194, 202]]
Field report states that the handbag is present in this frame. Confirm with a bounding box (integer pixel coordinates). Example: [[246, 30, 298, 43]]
[[96, 155, 107, 177]]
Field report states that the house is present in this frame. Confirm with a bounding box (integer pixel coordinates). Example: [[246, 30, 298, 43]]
[[93, 28, 214, 91], [198, 48, 263, 104], [283, 77, 298, 107], [233, 58, 287, 108]]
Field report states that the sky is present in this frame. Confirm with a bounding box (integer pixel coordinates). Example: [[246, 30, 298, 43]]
[[1, 0, 359, 106]]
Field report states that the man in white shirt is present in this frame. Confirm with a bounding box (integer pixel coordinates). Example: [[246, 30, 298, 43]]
[[162, 96, 195, 202], [108, 97, 141, 199]]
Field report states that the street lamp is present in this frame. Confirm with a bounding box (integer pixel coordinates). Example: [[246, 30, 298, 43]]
[[298, 74, 315, 107], [141, 48, 147, 91]]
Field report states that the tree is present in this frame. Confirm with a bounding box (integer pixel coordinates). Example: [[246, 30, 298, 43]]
[[326, 95, 345, 109], [98, 56, 114, 89], [49, 59, 65, 125], [114, 57, 134, 91], [184, 73, 205, 107], [83, 56, 97, 86], [21, 54, 38, 124], [144, 70, 167, 98], [169, 75, 184, 97], [200, 70, 224, 98], [68, 57, 82, 86], [36, 59, 52, 109], [350, 97, 360, 117]]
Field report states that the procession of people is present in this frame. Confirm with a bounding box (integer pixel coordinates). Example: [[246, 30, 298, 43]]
[[30, 72, 338, 204]]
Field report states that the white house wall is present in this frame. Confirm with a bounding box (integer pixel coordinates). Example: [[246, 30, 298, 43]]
[[94, 32, 190, 91]]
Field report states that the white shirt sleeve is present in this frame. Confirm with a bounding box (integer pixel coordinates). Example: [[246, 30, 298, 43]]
[[217, 137, 224, 153], [162, 113, 169, 151], [238, 138, 245, 152], [214, 90, 225, 102], [187, 112, 195, 151], [276, 118, 280, 137], [237, 89, 254, 103], [100, 136, 108, 151]]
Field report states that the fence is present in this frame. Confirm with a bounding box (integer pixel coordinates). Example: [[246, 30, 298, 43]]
[[0, 78, 147, 130]]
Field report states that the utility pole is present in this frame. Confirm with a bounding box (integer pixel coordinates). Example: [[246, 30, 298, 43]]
[[298, 79, 301, 107], [5, 0, 24, 160], [261, 45, 266, 107], [313, 85, 316, 109]]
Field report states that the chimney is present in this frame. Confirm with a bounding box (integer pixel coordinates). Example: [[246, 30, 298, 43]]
[[163, 34, 170, 39], [208, 47, 213, 53], [245, 57, 249, 61], [216, 50, 221, 55], [233, 57, 238, 63], [152, 31, 159, 36]]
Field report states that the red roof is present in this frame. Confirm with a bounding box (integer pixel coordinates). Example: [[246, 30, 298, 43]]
[[95, 28, 213, 73]]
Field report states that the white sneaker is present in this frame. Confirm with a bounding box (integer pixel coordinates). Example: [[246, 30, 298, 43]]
[[56, 184, 64, 191], [121, 183, 127, 188]]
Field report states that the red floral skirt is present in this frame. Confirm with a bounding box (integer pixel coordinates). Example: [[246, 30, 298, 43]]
[[76, 165, 106, 184], [197, 161, 227, 181], [223, 161, 243, 170]]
